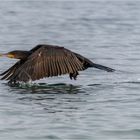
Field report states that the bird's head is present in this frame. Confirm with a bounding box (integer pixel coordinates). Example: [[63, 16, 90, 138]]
[[0, 50, 31, 60]]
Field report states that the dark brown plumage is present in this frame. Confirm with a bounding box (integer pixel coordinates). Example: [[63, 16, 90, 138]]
[[0, 44, 115, 84]]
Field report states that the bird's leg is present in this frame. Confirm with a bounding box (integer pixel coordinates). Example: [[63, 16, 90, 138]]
[[73, 71, 79, 80], [69, 71, 79, 80], [69, 73, 73, 80]]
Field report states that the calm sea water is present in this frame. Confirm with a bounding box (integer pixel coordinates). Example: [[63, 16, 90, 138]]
[[0, 1, 140, 140]]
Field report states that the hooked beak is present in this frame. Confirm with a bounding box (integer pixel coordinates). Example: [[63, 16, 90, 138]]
[[0, 53, 15, 58]]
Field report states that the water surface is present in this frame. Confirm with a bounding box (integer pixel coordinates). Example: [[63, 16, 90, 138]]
[[0, 1, 140, 140]]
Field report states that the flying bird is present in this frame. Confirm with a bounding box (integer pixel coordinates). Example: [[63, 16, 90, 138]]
[[0, 44, 115, 84]]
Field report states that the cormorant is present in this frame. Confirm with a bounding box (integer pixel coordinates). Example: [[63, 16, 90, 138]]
[[0, 44, 115, 84]]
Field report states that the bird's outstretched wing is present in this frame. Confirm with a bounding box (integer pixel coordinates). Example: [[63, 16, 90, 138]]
[[0, 60, 23, 80], [9, 46, 84, 82]]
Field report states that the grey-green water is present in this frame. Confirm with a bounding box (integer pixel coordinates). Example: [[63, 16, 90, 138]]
[[0, 1, 140, 140]]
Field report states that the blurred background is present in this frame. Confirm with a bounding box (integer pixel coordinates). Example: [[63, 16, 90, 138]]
[[0, 1, 140, 140]]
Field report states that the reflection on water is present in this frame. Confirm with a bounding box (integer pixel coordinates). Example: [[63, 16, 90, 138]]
[[6, 83, 84, 94], [7, 83, 87, 115]]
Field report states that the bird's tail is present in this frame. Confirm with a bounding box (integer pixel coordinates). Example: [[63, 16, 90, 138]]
[[74, 52, 115, 72], [90, 63, 115, 72]]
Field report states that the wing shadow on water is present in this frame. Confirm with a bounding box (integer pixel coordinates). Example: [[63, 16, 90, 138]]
[[4, 82, 84, 95]]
